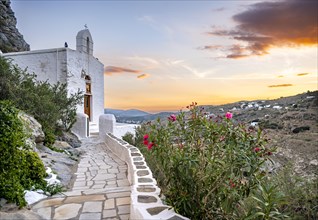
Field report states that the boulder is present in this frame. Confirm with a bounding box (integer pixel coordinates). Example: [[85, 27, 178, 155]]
[[58, 132, 81, 148], [53, 141, 71, 150], [36, 144, 80, 189], [292, 126, 310, 134], [19, 113, 45, 143]]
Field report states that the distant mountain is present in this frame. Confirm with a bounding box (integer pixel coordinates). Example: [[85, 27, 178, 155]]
[[119, 112, 174, 123], [104, 108, 125, 115], [104, 108, 175, 124], [104, 108, 150, 117]]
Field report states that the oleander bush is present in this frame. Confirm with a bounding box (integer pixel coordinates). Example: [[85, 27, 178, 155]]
[[135, 103, 276, 219], [0, 101, 47, 207], [134, 103, 318, 219]]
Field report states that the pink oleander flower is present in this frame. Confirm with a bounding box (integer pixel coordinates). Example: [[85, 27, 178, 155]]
[[143, 140, 149, 146], [254, 147, 261, 153], [147, 142, 154, 150], [168, 114, 177, 122], [225, 112, 233, 119], [143, 134, 149, 140]]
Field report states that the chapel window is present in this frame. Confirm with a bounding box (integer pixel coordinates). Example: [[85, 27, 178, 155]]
[[86, 37, 90, 53]]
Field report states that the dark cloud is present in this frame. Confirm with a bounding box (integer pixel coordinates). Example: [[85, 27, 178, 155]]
[[104, 66, 141, 75], [297, 73, 310, 76], [277, 75, 284, 78], [198, 45, 222, 50], [205, 0, 318, 58], [226, 44, 249, 59], [268, 84, 294, 88]]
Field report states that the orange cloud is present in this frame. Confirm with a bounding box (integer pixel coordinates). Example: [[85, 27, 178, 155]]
[[297, 73, 309, 76], [137, 73, 150, 79], [104, 66, 141, 75], [268, 84, 294, 88], [205, 0, 318, 58]]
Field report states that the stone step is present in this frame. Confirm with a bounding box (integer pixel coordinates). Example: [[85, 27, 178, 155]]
[[90, 132, 99, 137]]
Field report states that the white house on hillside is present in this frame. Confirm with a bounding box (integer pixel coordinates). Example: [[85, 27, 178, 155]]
[[3, 29, 104, 137]]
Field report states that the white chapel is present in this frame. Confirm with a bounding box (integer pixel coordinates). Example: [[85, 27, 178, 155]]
[[3, 29, 104, 137]]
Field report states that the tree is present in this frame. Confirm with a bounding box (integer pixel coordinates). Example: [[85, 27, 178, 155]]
[[0, 56, 83, 144]]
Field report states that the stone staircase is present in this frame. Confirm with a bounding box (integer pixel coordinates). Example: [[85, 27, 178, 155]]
[[89, 122, 99, 137]]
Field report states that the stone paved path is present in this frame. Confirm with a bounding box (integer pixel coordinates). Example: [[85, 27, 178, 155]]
[[31, 137, 131, 220]]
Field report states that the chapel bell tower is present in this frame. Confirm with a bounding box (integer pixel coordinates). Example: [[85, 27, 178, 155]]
[[76, 28, 94, 55]]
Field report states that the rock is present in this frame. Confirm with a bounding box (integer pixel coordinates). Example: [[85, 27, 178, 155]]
[[19, 113, 45, 143], [0, 198, 7, 207], [53, 141, 71, 150], [58, 132, 81, 148], [303, 113, 315, 120], [0, 210, 42, 220], [0, 202, 18, 212], [24, 191, 47, 205], [0, 0, 30, 52], [260, 120, 283, 129], [292, 126, 310, 134], [309, 159, 318, 166], [36, 144, 80, 189]]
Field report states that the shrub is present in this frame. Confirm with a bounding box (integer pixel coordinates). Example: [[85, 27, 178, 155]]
[[0, 101, 47, 207], [21, 151, 47, 189], [122, 132, 135, 145], [0, 56, 83, 144], [236, 181, 289, 219], [237, 164, 318, 219], [135, 103, 275, 219], [271, 165, 317, 219]]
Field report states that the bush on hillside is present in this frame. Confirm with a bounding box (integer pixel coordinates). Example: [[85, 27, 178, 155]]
[[0, 56, 83, 145], [135, 103, 276, 219], [0, 101, 47, 207], [122, 132, 135, 145]]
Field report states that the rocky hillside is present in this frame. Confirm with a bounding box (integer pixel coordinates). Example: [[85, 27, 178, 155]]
[[204, 91, 318, 177], [0, 0, 29, 53]]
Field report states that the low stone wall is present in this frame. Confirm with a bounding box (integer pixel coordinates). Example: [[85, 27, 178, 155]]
[[99, 131, 188, 220], [72, 113, 88, 138]]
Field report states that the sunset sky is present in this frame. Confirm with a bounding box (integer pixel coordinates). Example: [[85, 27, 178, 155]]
[[11, 0, 317, 112]]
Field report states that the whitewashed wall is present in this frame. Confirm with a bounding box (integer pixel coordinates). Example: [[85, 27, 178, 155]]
[[3, 48, 67, 85], [66, 50, 104, 123], [3, 48, 104, 125]]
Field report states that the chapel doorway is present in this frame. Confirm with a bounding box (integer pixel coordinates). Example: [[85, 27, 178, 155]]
[[84, 95, 91, 120], [84, 75, 92, 120]]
